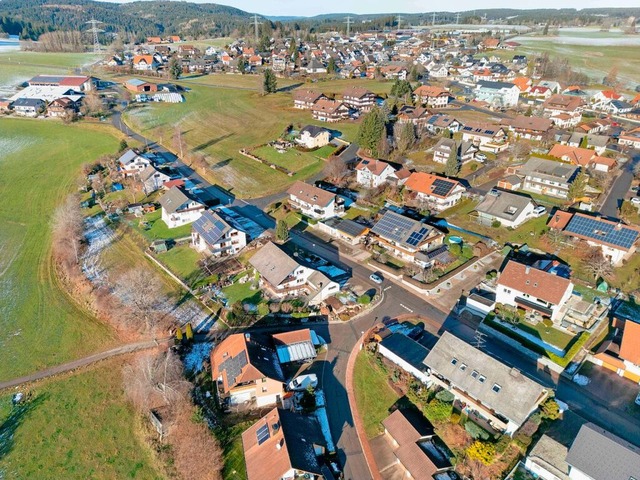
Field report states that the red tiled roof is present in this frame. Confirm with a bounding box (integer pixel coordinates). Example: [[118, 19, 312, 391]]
[[498, 260, 572, 306], [620, 321, 640, 365]]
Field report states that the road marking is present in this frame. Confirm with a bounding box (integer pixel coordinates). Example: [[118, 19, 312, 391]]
[[399, 304, 414, 313], [383, 286, 392, 291]]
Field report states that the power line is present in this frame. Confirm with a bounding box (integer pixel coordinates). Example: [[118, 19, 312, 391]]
[[251, 14, 262, 41], [455, 12, 461, 25], [396, 15, 403, 30], [431, 12, 437, 26], [345, 16, 352, 37], [85, 19, 104, 54]]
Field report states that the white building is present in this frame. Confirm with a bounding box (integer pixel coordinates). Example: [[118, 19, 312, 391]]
[[355, 159, 397, 188], [191, 209, 247, 257], [475, 189, 537, 229], [286, 181, 343, 220], [474, 80, 520, 108], [159, 186, 205, 229], [496, 260, 573, 323], [378, 333, 430, 384], [296, 125, 330, 149]]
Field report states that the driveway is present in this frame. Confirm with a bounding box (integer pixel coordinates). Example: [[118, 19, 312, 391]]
[[599, 150, 639, 219]]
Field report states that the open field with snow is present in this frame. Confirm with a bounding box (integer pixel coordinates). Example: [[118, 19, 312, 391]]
[[122, 78, 392, 198], [0, 119, 123, 381]]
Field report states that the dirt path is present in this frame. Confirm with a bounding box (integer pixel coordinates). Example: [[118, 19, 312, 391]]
[[0, 337, 171, 392]]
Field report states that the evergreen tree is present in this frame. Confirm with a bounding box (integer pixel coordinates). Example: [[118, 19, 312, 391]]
[[237, 57, 247, 74], [579, 136, 589, 148], [409, 65, 419, 82], [542, 23, 549, 36], [327, 56, 337, 74], [444, 141, 460, 177], [262, 68, 278, 94], [119, 139, 128, 152], [568, 170, 588, 201], [524, 106, 533, 117], [168, 57, 182, 80], [185, 322, 194, 341], [394, 121, 416, 154], [276, 219, 289, 242], [357, 107, 386, 155], [175, 327, 183, 343]]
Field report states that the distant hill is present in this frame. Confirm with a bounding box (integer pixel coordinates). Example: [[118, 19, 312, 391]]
[[0, 1, 638, 42]]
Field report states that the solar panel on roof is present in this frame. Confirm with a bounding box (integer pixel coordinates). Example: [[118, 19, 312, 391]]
[[256, 424, 270, 445], [431, 179, 454, 197], [565, 215, 639, 249]]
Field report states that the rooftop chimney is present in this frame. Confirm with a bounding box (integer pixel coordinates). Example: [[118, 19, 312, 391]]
[[525, 266, 531, 274]]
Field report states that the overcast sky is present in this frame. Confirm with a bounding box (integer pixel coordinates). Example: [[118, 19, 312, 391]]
[[110, 0, 635, 17]]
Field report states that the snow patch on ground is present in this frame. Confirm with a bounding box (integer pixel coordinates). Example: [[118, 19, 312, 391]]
[[572, 374, 590, 386], [313, 390, 335, 453], [82, 215, 116, 287], [183, 342, 214, 372], [0, 136, 35, 159]]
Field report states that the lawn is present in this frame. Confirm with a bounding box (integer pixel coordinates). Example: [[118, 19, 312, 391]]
[[129, 210, 193, 241], [122, 78, 392, 198], [218, 421, 252, 480], [514, 320, 575, 350], [0, 118, 123, 381], [0, 361, 164, 479], [222, 278, 262, 306], [251, 144, 319, 172], [157, 245, 204, 286], [353, 351, 400, 438]]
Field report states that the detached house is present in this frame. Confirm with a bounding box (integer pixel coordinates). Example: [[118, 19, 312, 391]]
[[423, 332, 549, 434], [286, 181, 342, 220], [424, 114, 462, 135], [413, 85, 451, 108], [474, 80, 520, 108], [211, 333, 284, 408], [370, 210, 445, 265], [496, 260, 573, 323], [500, 115, 553, 141], [132, 55, 159, 71], [550, 212, 640, 266], [242, 408, 329, 480], [404, 172, 466, 212], [139, 165, 171, 194], [159, 186, 205, 228], [118, 149, 153, 176], [355, 159, 397, 188], [548, 144, 616, 173], [191, 209, 247, 257], [475, 189, 538, 229], [296, 125, 330, 149], [460, 122, 509, 153], [396, 105, 431, 131], [292, 89, 325, 109], [12, 98, 45, 116], [342, 86, 375, 111], [249, 242, 340, 304], [432, 138, 477, 164], [520, 157, 580, 200], [619, 127, 640, 149], [311, 98, 349, 122], [543, 94, 585, 126]]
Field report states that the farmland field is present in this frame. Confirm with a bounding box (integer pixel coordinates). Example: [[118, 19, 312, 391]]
[[0, 119, 122, 381], [123, 77, 393, 198], [0, 361, 164, 480]]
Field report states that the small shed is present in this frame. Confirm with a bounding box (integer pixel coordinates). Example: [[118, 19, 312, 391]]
[[150, 239, 168, 253]]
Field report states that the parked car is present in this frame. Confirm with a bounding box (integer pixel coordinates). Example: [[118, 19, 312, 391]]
[[476, 153, 487, 162], [369, 272, 384, 284], [635, 391, 640, 406], [631, 197, 640, 205], [288, 374, 318, 391], [630, 185, 639, 193], [532, 206, 547, 217]]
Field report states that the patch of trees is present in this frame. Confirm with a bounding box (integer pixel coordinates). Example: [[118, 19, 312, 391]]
[[535, 52, 589, 85], [31, 31, 83, 52], [123, 351, 223, 480]]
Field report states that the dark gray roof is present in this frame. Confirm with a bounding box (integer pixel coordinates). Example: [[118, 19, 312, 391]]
[[13, 98, 45, 107], [323, 217, 368, 238], [371, 210, 442, 251], [300, 125, 329, 138], [477, 80, 518, 90], [279, 409, 325, 474], [380, 333, 430, 373], [192, 210, 232, 246], [424, 332, 548, 425], [521, 157, 579, 183], [245, 334, 285, 383], [476, 190, 535, 221], [218, 349, 248, 387], [159, 186, 202, 214], [566, 423, 640, 480]]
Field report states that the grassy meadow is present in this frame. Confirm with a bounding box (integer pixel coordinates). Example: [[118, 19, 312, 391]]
[[0, 119, 123, 381], [0, 361, 164, 479], [123, 77, 393, 198]]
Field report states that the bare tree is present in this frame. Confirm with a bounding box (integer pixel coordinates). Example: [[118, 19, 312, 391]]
[[172, 126, 186, 159], [512, 139, 532, 159], [122, 175, 142, 204], [583, 247, 612, 280], [325, 156, 349, 186], [545, 228, 565, 247], [52, 194, 84, 266], [81, 91, 104, 117], [116, 268, 169, 332]]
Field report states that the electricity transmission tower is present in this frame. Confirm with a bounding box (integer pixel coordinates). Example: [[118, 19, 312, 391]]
[[251, 14, 262, 41], [396, 15, 403, 30], [85, 19, 103, 53], [345, 16, 352, 37], [455, 12, 461, 25], [431, 12, 437, 26]]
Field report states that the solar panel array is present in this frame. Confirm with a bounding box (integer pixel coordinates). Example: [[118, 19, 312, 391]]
[[256, 424, 270, 445], [565, 215, 639, 249], [219, 350, 248, 387], [371, 211, 432, 249], [431, 179, 455, 197], [194, 212, 229, 246]]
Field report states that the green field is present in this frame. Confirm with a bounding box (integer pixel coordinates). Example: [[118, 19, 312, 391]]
[[0, 362, 164, 479], [251, 145, 320, 172], [353, 351, 400, 438], [122, 78, 392, 198], [0, 119, 123, 381]]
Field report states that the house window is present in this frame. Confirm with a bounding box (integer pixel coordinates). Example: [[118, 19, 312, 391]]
[[478, 375, 486, 383], [459, 363, 467, 372], [471, 370, 479, 379], [451, 358, 458, 366], [262, 387, 267, 392], [262, 378, 267, 383], [492, 384, 501, 393]]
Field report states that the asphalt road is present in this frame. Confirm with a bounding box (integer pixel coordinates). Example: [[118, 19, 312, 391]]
[[599, 150, 639, 219]]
